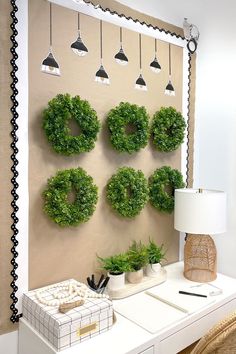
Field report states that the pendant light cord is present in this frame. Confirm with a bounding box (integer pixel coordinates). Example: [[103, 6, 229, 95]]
[[78, 12, 80, 35], [120, 27, 122, 47], [155, 38, 157, 57], [139, 33, 142, 71], [49, 2, 52, 48], [169, 43, 171, 76], [100, 20, 103, 62]]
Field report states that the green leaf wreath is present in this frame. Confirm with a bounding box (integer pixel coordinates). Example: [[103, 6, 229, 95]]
[[43, 94, 100, 156], [149, 166, 185, 213], [151, 106, 186, 152], [107, 102, 149, 153], [106, 167, 149, 218], [43, 167, 98, 227]]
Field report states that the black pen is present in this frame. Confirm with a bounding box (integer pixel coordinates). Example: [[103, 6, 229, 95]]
[[179, 290, 207, 298], [97, 274, 105, 289], [100, 276, 110, 291], [91, 274, 97, 289], [86, 277, 92, 288]]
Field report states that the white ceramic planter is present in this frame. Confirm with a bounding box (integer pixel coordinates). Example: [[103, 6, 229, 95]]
[[145, 263, 162, 277], [127, 269, 143, 284], [107, 272, 125, 291]]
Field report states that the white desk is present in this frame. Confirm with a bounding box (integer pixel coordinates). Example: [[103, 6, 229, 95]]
[[19, 262, 236, 354]]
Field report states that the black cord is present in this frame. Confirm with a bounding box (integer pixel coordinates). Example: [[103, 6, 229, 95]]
[[139, 33, 142, 70], [155, 38, 157, 56], [169, 43, 171, 76], [49, 2, 52, 47], [120, 27, 122, 46], [100, 20, 103, 61], [10, 0, 22, 324], [78, 12, 80, 32]]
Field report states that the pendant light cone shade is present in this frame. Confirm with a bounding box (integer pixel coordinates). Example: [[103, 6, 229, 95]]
[[95, 64, 110, 84], [95, 20, 110, 85], [41, 51, 60, 76], [135, 34, 147, 91], [115, 48, 128, 65], [71, 13, 88, 56], [41, 3, 60, 76], [71, 36, 88, 56], [150, 58, 161, 73], [114, 28, 128, 65], [165, 79, 175, 96], [165, 44, 175, 96], [135, 74, 147, 91], [150, 39, 161, 73]]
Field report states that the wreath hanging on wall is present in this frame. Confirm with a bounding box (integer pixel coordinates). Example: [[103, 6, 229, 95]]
[[151, 107, 186, 152], [106, 166, 149, 217], [149, 166, 185, 213], [43, 167, 98, 227], [107, 102, 149, 154], [42, 94, 100, 156]]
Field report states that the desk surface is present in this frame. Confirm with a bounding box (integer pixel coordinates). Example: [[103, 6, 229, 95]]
[[19, 262, 236, 354]]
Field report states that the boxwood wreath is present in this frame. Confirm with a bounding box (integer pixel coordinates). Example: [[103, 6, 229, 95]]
[[107, 102, 149, 153], [43, 167, 98, 227], [106, 167, 149, 218], [149, 166, 185, 213], [43, 94, 100, 156], [151, 106, 186, 152]]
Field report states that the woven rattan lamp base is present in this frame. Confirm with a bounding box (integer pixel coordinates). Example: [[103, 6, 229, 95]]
[[184, 234, 217, 282]]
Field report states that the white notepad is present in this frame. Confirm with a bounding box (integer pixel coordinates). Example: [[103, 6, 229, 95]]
[[146, 284, 215, 314], [113, 292, 188, 334]]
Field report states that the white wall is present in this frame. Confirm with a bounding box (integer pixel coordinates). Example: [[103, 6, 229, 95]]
[[117, 0, 236, 278], [0, 331, 18, 354]]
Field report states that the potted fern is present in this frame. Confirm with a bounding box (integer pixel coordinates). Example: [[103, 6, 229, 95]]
[[126, 241, 148, 283], [97, 253, 129, 291], [145, 240, 166, 277]]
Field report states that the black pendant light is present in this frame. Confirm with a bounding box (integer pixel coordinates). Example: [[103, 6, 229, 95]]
[[71, 12, 88, 56], [165, 43, 175, 96], [150, 38, 161, 73], [114, 27, 128, 65], [41, 3, 60, 76], [95, 20, 110, 85], [135, 34, 147, 91]]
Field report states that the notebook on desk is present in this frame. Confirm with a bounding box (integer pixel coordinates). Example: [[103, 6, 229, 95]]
[[146, 283, 215, 314], [113, 292, 188, 334]]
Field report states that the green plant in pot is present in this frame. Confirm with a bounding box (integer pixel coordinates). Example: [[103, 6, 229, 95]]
[[97, 253, 129, 291], [145, 240, 166, 277], [126, 241, 148, 284]]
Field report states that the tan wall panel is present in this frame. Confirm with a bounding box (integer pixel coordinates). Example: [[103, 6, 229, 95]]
[[0, 0, 195, 335], [29, 0, 183, 290]]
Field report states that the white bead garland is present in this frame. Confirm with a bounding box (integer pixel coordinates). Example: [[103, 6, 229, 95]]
[[36, 280, 109, 307]]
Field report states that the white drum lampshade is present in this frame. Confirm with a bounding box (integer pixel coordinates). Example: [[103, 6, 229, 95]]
[[174, 189, 227, 282]]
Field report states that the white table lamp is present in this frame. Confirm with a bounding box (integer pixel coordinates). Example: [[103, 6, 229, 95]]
[[174, 188, 226, 282]]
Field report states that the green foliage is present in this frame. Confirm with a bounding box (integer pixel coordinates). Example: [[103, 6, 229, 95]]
[[43, 94, 100, 156], [43, 167, 98, 227], [106, 167, 149, 218], [151, 106, 186, 152], [107, 102, 149, 153], [149, 166, 185, 213], [146, 239, 166, 264], [97, 253, 130, 275], [127, 241, 148, 271]]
